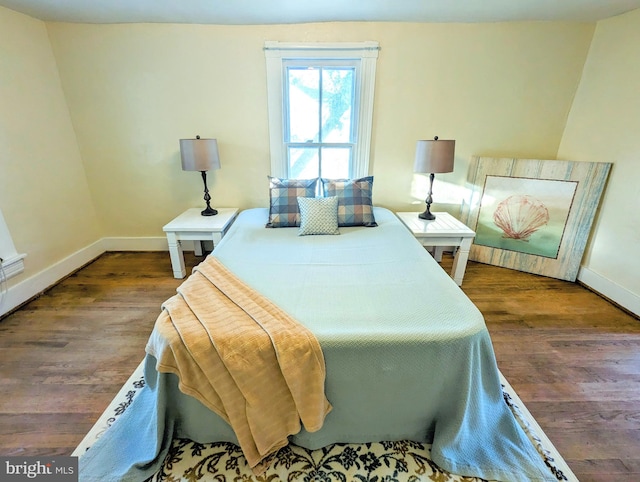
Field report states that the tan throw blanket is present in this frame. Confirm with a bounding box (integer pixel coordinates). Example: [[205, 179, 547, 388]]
[[145, 256, 332, 474]]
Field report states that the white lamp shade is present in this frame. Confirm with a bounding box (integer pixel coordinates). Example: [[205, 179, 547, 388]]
[[414, 139, 455, 174], [180, 137, 221, 172]]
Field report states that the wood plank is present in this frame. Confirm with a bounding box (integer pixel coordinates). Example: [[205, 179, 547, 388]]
[[0, 250, 638, 481]]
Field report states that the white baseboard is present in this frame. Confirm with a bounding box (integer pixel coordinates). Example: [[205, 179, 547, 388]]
[[3, 236, 637, 320], [102, 237, 208, 253], [0, 253, 27, 279], [0, 237, 171, 317], [577, 266, 640, 317], [1, 239, 106, 317], [102, 236, 168, 252]]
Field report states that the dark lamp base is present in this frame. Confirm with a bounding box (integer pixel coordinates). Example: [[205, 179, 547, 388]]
[[201, 207, 218, 216], [418, 208, 436, 221], [199, 170, 218, 216]]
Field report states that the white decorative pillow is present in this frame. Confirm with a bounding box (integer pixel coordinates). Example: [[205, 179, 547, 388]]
[[297, 196, 340, 236]]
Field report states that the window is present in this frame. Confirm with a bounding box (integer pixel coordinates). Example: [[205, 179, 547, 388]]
[[265, 41, 379, 179], [285, 62, 355, 179]]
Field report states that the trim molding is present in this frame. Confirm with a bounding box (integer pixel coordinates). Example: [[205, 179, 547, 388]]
[[0, 237, 169, 318], [577, 266, 640, 317], [2, 235, 637, 319], [1, 253, 27, 279], [1, 240, 105, 318], [101, 236, 168, 252], [264, 41, 378, 178]]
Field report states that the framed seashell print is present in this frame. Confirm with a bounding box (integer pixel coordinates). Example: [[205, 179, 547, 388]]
[[460, 157, 612, 281]]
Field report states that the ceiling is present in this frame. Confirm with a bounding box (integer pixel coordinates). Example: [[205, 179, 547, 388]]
[[2, 0, 640, 25]]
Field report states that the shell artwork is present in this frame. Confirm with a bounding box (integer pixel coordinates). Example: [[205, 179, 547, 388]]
[[493, 194, 550, 241]]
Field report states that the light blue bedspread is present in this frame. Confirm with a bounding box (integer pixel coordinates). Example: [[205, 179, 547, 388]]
[[79, 208, 556, 481]]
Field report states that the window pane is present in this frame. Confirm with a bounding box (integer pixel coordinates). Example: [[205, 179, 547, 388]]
[[320, 147, 351, 179], [287, 68, 319, 143], [321, 68, 354, 143], [288, 147, 319, 179]]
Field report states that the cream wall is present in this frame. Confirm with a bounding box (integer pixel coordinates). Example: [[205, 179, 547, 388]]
[[12, 11, 636, 315], [558, 8, 640, 312], [0, 7, 100, 297], [45, 21, 594, 235]]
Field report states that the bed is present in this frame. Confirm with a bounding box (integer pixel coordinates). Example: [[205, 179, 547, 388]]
[[79, 206, 556, 482]]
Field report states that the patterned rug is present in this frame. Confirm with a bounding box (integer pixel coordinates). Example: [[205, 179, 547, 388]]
[[73, 361, 578, 482]]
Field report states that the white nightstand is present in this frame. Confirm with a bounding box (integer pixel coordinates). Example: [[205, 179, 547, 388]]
[[163, 208, 239, 279], [396, 212, 476, 286]]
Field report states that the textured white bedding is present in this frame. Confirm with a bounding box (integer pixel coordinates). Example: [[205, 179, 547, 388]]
[[213, 207, 485, 343], [79, 207, 557, 482]]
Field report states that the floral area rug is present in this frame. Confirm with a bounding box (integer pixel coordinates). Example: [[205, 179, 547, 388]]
[[73, 361, 578, 482], [152, 439, 472, 482]]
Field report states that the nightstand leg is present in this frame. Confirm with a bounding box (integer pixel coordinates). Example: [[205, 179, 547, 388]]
[[166, 232, 186, 279], [211, 232, 223, 251], [194, 241, 204, 257], [451, 238, 472, 286]]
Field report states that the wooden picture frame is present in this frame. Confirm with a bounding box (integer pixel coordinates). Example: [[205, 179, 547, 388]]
[[460, 157, 612, 281]]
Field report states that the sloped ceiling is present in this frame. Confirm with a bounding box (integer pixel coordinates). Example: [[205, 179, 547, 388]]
[[1, 0, 640, 24]]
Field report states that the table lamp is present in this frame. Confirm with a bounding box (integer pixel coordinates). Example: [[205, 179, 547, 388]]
[[413, 136, 455, 220], [180, 136, 221, 216]]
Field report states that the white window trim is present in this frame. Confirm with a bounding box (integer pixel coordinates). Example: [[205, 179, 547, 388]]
[[0, 208, 26, 280], [264, 41, 379, 179]]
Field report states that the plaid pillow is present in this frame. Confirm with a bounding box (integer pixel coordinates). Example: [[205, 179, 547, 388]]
[[321, 176, 377, 227], [266, 177, 319, 227]]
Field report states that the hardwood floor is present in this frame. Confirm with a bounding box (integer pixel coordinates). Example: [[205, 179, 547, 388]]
[[461, 259, 640, 482], [0, 251, 638, 481]]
